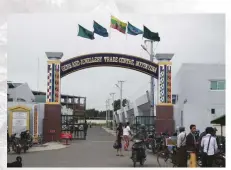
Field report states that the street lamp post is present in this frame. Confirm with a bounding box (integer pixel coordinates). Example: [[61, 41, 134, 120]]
[[110, 92, 116, 130], [141, 40, 156, 118], [116, 80, 125, 123], [107, 98, 111, 120]]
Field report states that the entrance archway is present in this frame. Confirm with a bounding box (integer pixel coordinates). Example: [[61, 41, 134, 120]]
[[43, 52, 174, 142]]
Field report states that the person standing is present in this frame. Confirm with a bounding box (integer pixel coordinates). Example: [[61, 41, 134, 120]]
[[123, 122, 131, 151], [201, 127, 218, 167], [176, 127, 187, 167], [84, 121, 88, 137], [186, 124, 197, 153], [116, 123, 123, 156]]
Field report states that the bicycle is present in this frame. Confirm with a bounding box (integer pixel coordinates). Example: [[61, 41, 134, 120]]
[[157, 146, 178, 167]]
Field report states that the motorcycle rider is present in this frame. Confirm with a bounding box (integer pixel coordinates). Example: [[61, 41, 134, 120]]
[[132, 124, 148, 158]]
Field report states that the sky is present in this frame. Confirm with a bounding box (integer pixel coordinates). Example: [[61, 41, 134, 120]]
[[7, 13, 225, 110]]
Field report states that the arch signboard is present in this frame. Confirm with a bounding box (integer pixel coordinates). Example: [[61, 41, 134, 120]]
[[45, 52, 172, 105], [60, 53, 158, 78]]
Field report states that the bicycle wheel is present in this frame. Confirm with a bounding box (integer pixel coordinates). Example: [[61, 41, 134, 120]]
[[157, 151, 167, 167], [157, 151, 174, 167]]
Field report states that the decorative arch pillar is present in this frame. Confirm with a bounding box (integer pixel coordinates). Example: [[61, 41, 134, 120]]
[[43, 52, 63, 142], [46, 52, 63, 104], [156, 53, 175, 134]]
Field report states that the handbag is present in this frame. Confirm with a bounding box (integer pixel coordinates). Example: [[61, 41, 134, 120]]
[[113, 140, 119, 149]]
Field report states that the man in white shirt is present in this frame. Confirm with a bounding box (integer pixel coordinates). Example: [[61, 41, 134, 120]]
[[201, 127, 218, 167], [123, 122, 131, 151], [176, 127, 187, 167]]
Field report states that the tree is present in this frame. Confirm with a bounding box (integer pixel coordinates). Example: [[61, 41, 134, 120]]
[[113, 99, 128, 111], [122, 99, 127, 107]]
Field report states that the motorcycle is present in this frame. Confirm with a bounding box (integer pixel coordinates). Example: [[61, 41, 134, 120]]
[[20, 131, 33, 152], [213, 146, 225, 167], [131, 139, 146, 167], [10, 134, 22, 154], [196, 147, 225, 167], [213, 152, 225, 167], [145, 133, 154, 150]]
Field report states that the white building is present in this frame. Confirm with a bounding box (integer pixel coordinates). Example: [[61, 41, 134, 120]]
[[117, 92, 153, 125], [173, 63, 225, 134], [7, 81, 74, 136], [7, 81, 35, 102]]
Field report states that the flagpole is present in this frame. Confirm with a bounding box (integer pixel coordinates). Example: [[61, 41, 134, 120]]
[[37, 57, 40, 92], [125, 22, 128, 40], [109, 15, 112, 39]]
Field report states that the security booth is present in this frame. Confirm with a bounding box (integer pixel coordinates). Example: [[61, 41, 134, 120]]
[[211, 114, 225, 152], [211, 114, 225, 136]]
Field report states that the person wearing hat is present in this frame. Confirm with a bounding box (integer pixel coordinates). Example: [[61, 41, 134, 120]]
[[176, 127, 187, 167]]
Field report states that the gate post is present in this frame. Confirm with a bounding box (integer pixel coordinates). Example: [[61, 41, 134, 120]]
[[43, 52, 63, 142], [155, 54, 175, 134]]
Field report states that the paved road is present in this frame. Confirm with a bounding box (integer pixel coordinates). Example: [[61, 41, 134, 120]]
[[7, 127, 170, 167]]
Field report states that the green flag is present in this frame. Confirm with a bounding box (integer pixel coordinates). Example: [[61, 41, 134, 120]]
[[78, 24, 95, 40], [143, 26, 160, 41]]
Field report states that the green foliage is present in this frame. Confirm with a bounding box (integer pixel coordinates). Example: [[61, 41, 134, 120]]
[[113, 99, 128, 111]]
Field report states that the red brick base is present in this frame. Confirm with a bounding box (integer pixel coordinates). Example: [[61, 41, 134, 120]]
[[43, 104, 61, 142], [155, 105, 175, 134]]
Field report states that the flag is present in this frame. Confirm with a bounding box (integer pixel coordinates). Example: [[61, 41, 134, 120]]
[[77, 24, 94, 40], [143, 26, 160, 41], [110, 16, 127, 34], [127, 22, 143, 35], [93, 21, 109, 37]]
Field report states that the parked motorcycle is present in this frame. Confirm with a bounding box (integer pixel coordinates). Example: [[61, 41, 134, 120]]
[[214, 152, 225, 167], [145, 133, 154, 150], [131, 139, 146, 167], [20, 130, 33, 152], [10, 133, 22, 154], [196, 147, 225, 167]]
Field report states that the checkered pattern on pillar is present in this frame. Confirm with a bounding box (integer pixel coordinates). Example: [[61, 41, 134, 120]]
[[54, 64, 60, 102], [46, 64, 53, 102], [158, 65, 166, 104], [166, 65, 172, 103], [46, 62, 61, 103]]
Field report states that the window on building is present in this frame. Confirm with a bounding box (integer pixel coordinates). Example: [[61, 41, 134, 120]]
[[17, 98, 26, 102], [210, 80, 225, 90], [211, 108, 215, 114], [172, 94, 178, 104], [8, 98, 13, 102]]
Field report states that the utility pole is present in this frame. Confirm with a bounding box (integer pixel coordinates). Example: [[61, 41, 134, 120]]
[[110, 92, 116, 130], [37, 57, 40, 92], [116, 81, 125, 123], [150, 41, 155, 118], [110, 93, 115, 116], [118, 81, 125, 111], [107, 98, 110, 120], [105, 100, 108, 121]]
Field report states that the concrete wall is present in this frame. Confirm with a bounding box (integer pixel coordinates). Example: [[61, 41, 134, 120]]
[[86, 119, 107, 124], [173, 63, 225, 133]]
